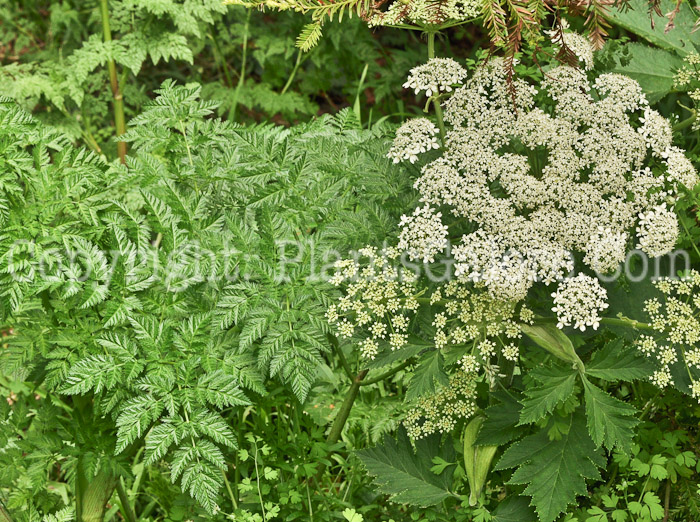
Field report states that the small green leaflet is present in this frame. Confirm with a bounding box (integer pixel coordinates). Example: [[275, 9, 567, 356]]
[[582, 376, 638, 453], [519, 366, 577, 425], [406, 350, 449, 402], [496, 409, 605, 522], [356, 428, 456, 507], [586, 339, 654, 382]]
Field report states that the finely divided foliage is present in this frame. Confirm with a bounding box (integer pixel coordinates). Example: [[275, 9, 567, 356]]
[[0, 86, 405, 513]]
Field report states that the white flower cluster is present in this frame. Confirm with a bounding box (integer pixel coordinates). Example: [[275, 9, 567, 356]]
[[547, 21, 595, 70], [368, 0, 480, 28], [387, 118, 439, 164], [641, 271, 700, 401], [674, 52, 700, 132], [398, 205, 449, 263], [396, 58, 697, 306], [404, 371, 477, 439], [636, 205, 679, 258], [428, 279, 530, 352], [403, 58, 468, 97], [327, 247, 420, 359], [551, 274, 608, 331]]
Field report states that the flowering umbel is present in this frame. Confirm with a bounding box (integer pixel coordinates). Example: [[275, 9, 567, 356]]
[[330, 49, 699, 439], [640, 271, 700, 401]]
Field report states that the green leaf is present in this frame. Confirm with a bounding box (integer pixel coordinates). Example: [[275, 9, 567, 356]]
[[582, 377, 638, 452], [368, 336, 429, 369], [628, 492, 664, 521], [609, 0, 698, 56], [476, 391, 527, 446], [491, 496, 537, 522], [519, 366, 577, 425], [496, 410, 604, 522], [406, 350, 448, 402], [586, 339, 654, 382], [356, 428, 455, 507], [611, 43, 685, 103]]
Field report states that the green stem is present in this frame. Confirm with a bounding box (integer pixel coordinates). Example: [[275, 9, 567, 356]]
[[679, 214, 700, 260], [99, 0, 127, 164], [360, 359, 412, 386], [115, 478, 137, 522], [673, 112, 697, 132], [315, 369, 368, 482], [600, 316, 655, 331], [326, 370, 368, 445], [281, 49, 303, 95], [426, 32, 446, 146], [209, 32, 234, 88], [328, 334, 354, 381], [0, 501, 14, 522], [223, 469, 238, 510], [230, 8, 251, 121], [76, 464, 116, 522]]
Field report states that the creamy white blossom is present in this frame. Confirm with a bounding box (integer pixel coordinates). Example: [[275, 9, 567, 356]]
[[636, 205, 679, 258], [403, 58, 468, 97], [398, 205, 449, 263], [552, 274, 609, 331], [368, 0, 480, 27], [387, 118, 440, 163]]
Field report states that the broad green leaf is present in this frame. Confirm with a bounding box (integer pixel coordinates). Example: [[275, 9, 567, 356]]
[[519, 368, 577, 425], [496, 410, 604, 522], [609, 0, 698, 56], [406, 350, 448, 402], [356, 428, 455, 507], [475, 391, 527, 446], [586, 339, 654, 381], [582, 377, 638, 452], [612, 43, 684, 103], [491, 496, 537, 522]]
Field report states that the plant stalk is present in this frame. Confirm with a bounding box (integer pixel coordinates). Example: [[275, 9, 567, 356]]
[[426, 32, 446, 145], [76, 465, 117, 522], [0, 501, 14, 522], [230, 8, 251, 121], [100, 0, 127, 164], [116, 477, 137, 522], [326, 369, 368, 445], [315, 369, 368, 482]]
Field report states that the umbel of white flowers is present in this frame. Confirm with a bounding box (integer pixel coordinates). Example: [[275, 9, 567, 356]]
[[391, 56, 697, 314], [326, 39, 699, 437]]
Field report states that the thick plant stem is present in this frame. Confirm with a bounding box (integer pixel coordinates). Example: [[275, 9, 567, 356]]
[[315, 369, 368, 482], [0, 501, 14, 522], [77, 465, 116, 522], [116, 477, 137, 522], [326, 369, 368, 444], [100, 0, 127, 164], [426, 32, 446, 145]]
